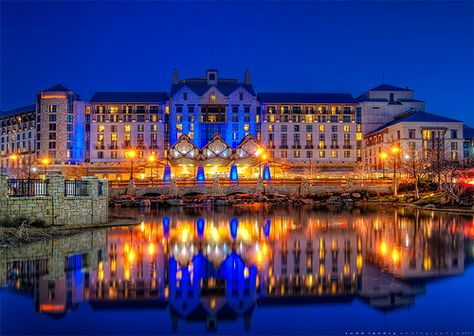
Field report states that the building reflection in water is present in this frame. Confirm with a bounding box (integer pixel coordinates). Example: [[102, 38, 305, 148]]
[[1, 207, 473, 331]]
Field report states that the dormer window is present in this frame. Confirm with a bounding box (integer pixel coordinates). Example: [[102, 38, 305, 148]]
[[209, 73, 216, 81], [183, 92, 188, 100], [239, 92, 243, 101], [206, 70, 218, 84]]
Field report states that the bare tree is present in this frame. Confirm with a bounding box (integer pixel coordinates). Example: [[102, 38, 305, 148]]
[[354, 160, 371, 184], [439, 161, 468, 204], [426, 134, 450, 191], [400, 150, 429, 199]]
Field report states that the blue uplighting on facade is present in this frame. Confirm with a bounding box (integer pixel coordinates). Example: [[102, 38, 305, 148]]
[[230, 164, 239, 181], [263, 164, 271, 180], [71, 109, 85, 163], [230, 218, 238, 240], [196, 165, 205, 181], [163, 165, 171, 181]]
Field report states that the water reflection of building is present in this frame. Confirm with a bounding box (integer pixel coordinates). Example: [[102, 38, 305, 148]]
[[1, 208, 473, 329]]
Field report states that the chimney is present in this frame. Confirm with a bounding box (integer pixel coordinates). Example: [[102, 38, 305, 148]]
[[172, 69, 179, 85], [244, 69, 251, 85]]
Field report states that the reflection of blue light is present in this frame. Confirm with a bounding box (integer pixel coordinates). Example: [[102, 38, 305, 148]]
[[196, 165, 205, 181], [263, 164, 271, 180], [197, 218, 205, 237], [230, 165, 238, 181], [163, 216, 170, 237], [264, 218, 271, 238], [163, 165, 171, 181], [230, 218, 238, 240]]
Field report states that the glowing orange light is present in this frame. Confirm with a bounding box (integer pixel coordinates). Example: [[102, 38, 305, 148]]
[[128, 250, 135, 262], [391, 248, 399, 263], [140, 222, 145, 232], [9, 154, 18, 160], [148, 242, 156, 256], [380, 241, 388, 256], [125, 150, 136, 159], [379, 152, 388, 160], [41, 157, 50, 165], [148, 155, 156, 162], [261, 153, 268, 160], [390, 146, 400, 154]]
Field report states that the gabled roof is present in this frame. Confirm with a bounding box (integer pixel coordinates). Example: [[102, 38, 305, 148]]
[[258, 92, 356, 104], [366, 110, 463, 136], [369, 84, 412, 92], [170, 79, 256, 97], [43, 84, 71, 92], [90, 92, 168, 103], [0, 104, 36, 117]]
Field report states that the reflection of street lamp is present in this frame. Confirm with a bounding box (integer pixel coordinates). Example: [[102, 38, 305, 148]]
[[379, 152, 388, 178], [254, 147, 267, 179], [125, 150, 136, 180], [8, 154, 18, 177], [148, 154, 156, 186], [41, 157, 50, 179], [390, 146, 400, 196]]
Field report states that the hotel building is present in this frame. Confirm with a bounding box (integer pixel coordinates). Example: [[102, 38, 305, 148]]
[[0, 70, 472, 178], [363, 110, 465, 171], [259, 93, 361, 169]]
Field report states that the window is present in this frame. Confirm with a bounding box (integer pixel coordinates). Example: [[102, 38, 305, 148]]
[[319, 125, 325, 132], [151, 124, 157, 132], [281, 151, 288, 158], [124, 125, 131, 132], [244, 124, 249, 131], [176, 124, 183, 131], [397, 130, 401, 140], [111, 151, 118, 159], [409, 129, 416, 138], [306, 151, 312, 158], [331, 125, 338, 132], [344, 125, 350, 132], [49, 124, 56, 131], [344, 151, 350, 158], [294, 150, 300, 158], [331, 150, 338, 158], [97, 151, 104, 159], [239, 93, 243, 100], [281, 125, 287, 132], [451, 130, 458, 139], [137, 125, 144, 132], [268, 125, 274, 132], [319, 151, 325, 158], [244, 106, 250, 113], [49, 105, 57, 113], [183, 92, 188, 100], [451, 142, 458, 150], [294, 125, 299, 132], [137, 115, 145, 122], [306, 125, 312, 132], [111, 125, 117, 132]]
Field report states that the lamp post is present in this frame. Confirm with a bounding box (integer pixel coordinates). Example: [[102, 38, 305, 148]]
[[41, 157, 50, 179], [379, 152, 388, 178], [125, 150, 136, 181], [390, 146, 400, 196], [8, 154, 18, 177], [148, 154, 156, 186]]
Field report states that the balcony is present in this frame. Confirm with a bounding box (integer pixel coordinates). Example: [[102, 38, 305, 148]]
[[291, 144, 301, 149], [279, 145, 289, 149], [95, 145, 105, 150], [343, 145, 352, 149], [330, 145, 339, 149], [305, 144, 314, 149]]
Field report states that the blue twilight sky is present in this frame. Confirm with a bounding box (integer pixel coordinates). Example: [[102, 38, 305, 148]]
[[1, 1, 473, 125]]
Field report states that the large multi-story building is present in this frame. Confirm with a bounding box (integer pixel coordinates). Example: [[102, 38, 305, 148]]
[[259, 93, 361, 169], [363, 110, 465, 171], [0, 70, 472, 178]]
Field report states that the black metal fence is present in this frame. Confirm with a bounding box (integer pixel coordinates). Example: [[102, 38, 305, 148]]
[[98, 181, 104, 196], [64, 180, 88, 196], [7, 179, 48, 197]]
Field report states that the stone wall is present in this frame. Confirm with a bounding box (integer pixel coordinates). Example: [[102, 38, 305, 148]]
[[0, 174, 108, 225]]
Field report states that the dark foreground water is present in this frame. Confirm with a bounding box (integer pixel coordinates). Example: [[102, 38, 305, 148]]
[[1, 206, 473, 335]]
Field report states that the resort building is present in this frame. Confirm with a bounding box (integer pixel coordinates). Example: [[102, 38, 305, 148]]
[[0, 104, 36, 174], [88, 92, 168, 164], [168, 69, 259, 148], [1, 70, 472, 179], [259, 93, 361, 170], [357, 84, 425, 135], [363, 110, 464, 171]]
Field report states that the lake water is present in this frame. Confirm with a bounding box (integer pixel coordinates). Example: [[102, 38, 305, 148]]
[[1, 206, 473, 335]]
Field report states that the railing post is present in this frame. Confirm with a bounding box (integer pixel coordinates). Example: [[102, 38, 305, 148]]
[[46, 174, 65, 225], [0, 174, 7, 199], [81, 176, 99, 197], [99, 179, 109, 197]]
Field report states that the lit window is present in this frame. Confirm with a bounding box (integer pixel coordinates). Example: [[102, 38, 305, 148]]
[[124, 125, 131, 132], [111, 134, 117, 141], [176, 124, 182, 131], [98, 125, 104, 132], [319, 151, 325, 158], [319, 125, 325, 132], [332, 150, 338, 158], [244, 124, 249, 131], [189, 132, 194, 139], [356, 132, 362, 141], [110, 106, 118, 113], [344, 125, 350, 132]]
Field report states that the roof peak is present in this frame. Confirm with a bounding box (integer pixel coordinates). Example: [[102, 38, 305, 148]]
[[370, 84, 412, 92], [43, 84, 71, 92]]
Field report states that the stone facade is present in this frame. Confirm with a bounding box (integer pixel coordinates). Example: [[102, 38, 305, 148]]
[[0, 174, 108, 225]]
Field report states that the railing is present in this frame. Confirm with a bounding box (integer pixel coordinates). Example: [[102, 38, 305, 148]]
[[108, 178, 392, 189], [7, 179, 48, 197], [98, 181, 104, 196], [64, 180, 88, 196]]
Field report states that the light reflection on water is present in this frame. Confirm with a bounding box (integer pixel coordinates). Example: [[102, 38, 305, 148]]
[[1, 206, 473, 334]]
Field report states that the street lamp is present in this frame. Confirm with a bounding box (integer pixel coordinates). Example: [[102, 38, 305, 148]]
[[148, 154, 156, 186], [8, 154, 18, 177], [125, 150, 136, 181], [41, 157, 50, 179], [379, 152, 388, 178]]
